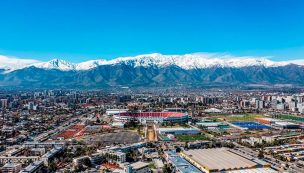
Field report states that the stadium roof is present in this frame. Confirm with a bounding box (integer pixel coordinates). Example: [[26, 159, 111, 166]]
[[118, 112, 186, 118]]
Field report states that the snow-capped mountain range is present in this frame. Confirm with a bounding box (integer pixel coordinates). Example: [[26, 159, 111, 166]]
[[1, 53, 304, 89], [1, 53, 304, 72]]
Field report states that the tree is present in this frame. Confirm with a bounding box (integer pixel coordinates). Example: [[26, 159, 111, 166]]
[[162, 164, 173, 173], [82, 157, 92, 167], [185, 142, 189, 149], [258, 149, 264, 159], [176, 147, 181, 153], [49, 161, 57, 172], [63, 170, 71, 173]]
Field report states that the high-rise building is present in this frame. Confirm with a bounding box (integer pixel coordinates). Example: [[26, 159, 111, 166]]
[[1, 99, 8, 108], [240, 100, 250, 108], [255, 100, 264, 109]]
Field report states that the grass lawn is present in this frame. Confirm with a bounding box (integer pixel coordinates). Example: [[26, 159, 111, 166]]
[[160, 123, 189, 128], [148, 162, 156, 169], [276, 114, 304, 122], [159, 135, 171, 141], [219, 114, 265, 122], [176, 134, 208, 141]]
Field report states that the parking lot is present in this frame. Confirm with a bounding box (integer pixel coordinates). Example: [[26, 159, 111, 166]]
[[83, 131, 141, 146]]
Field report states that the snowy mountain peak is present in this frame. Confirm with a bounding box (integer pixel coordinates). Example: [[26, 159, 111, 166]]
[[1, 53, 304, 73], [76, 59, 108, 70], [107, 53, 292, 69], [33, 59, 76, 71]]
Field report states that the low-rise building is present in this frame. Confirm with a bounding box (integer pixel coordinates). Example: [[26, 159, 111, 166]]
[[125, 161, 150, 173], [165, 151, 202, 173], [19, 160, 43, 173], [0, 163, 22, 173], [158, 127, 200, 135], [180, 148, 270, 173]]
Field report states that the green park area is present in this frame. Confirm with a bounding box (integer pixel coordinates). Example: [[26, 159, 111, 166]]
[[176, 134, 208, 141], [218, 114, 265, 122], [275, 114, 304, 122]]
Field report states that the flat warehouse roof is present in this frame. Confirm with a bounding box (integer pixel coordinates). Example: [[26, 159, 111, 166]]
[[131, 161, 149, 170], [182, 148, 257, 171], [227, 168, 278, 173]]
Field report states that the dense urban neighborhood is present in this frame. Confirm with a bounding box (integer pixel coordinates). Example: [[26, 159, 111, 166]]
[[1, 0, 304, 172], [0, 88, 304, 173]]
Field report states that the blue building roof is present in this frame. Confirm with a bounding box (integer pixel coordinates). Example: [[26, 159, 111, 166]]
[[166, 151, 203, 173]]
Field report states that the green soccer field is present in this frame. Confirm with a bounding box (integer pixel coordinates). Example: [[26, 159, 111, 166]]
[[275, 114, 304, 122], [217, 114, 265, 122]]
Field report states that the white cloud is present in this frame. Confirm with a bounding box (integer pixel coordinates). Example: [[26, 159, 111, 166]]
[[0, 55, 41, 71]]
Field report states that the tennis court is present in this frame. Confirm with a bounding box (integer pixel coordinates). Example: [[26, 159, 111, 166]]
[[231, 121, 271, 130]]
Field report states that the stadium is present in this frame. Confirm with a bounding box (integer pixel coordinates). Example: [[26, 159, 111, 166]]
[[113, 112, 189, 124]]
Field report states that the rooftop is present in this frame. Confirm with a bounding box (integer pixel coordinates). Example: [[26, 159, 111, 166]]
[[227, 168, 277, 173], [130, 161, 149, 170], [20, 161, 43, 173], [1, 162, 21, 168], [166, 151, 202, 173], [182, 148, 258, 171]]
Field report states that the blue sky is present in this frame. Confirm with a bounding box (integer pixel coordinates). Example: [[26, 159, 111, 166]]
[[0, 0, 303, 62]]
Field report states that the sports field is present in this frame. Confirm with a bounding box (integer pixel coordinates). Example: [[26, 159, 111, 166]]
[[231, 121, 271, 130], [275, 114, 304, 122], [218, 114, 265, 122]]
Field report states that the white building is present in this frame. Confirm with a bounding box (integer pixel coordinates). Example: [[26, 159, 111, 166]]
[[97, 150, 127, 163], [106, 109, 129, 116], [158, 127, 200, 135], [111, 122, 125, 128], [0, 163, 22, 173], [125, 161, 150, 173], [255, 100, 264, 109], [19, 160, 43, 173]]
